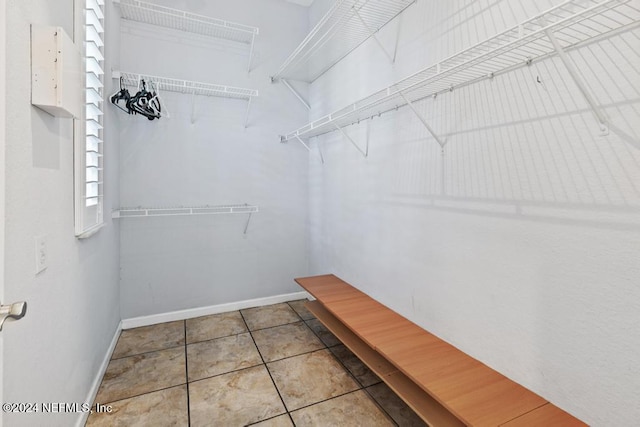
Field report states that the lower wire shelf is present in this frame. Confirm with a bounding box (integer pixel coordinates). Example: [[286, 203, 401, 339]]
[[112, 204, 259, 233], [112, 204, 259, 218]]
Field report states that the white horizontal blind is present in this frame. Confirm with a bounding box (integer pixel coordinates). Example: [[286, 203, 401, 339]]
[[75, 0, 105, 237]]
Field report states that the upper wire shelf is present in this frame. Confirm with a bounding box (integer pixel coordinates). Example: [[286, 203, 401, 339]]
[[272, 0, 416, 83], [282, 0, 639, 142], [114, 0, 259, 71], [115, 71, 258, 100], [112, 204, 259, 219]]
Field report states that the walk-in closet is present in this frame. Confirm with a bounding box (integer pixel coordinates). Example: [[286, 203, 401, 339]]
[[1, 0, 639, 426]]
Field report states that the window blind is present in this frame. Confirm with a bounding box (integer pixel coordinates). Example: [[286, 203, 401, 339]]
[[75, 0, 105, 237]]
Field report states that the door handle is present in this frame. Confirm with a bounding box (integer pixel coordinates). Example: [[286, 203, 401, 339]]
[[0, 301, 27, 331]]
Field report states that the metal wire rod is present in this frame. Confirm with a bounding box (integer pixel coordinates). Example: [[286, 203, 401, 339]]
[[353, 8, 395, 64], [282, 79, 311, 111], [544, 27, 609, 134], [397, 92, 445, 148], [333, 123, 368, 157]]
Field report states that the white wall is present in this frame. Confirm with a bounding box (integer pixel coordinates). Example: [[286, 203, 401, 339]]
[[308, 0, 640, 425], [2, 1, 121, 426], [118, 0, 311, 318]]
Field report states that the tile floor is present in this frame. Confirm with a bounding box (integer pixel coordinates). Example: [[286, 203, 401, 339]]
[[86, 300, 426, 427]]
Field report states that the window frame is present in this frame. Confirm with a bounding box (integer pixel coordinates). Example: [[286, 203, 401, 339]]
[[74, 0, 105, 238]]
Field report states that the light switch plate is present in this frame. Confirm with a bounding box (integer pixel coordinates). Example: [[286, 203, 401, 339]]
[[35, 235, 48, 275]]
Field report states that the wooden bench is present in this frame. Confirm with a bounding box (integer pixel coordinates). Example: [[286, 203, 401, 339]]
[[295, 274, 587, 427]]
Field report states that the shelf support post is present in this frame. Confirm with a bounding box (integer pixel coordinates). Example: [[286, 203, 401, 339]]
[[317, 139, 325, 164], [190, 92, 197, 124], [398, 92, 446, 148], [353, 9, 395, 64], [247, 32, 257, 73], [544, 28, 608, 135], [294, 136, 324, 164], [294, 135, 312, 152], [243, 212, 253, 234], [282, 79, 311, 111], [244, 97, 253, 129], [333, 123, 367, 158]]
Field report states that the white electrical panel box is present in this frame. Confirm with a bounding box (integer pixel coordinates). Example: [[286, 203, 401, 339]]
[[31, 25, 82, 119]]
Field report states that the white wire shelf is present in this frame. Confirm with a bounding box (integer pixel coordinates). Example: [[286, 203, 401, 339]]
[[272, 0, 416, 82], [114, 0, 259, 71], [112, 204, 259, 219], [282, 0, 639, 142], [115, 71, 258, 100], [115, 0, 258, 43]]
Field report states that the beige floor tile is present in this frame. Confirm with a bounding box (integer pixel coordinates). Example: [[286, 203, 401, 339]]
[[330, 344, 381, 387], [189, 365, 286, 427], [86, 385, 188, 427], [366, 382, 427, 427], [290, 390, 395, 427], [95, 347, 186, 403], [305, 318, 341, 347], [241, 303, 300, 331], [112, 321, 185, 359], [267, 349, 359, 411], [186, 311, 247, 344], [250, 414, 294, 427], [252, 322, 324, 362], [287, 300, 315, 321], [187, 333, 262, 381]]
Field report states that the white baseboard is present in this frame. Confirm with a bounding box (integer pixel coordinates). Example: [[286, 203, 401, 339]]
[[121, 291, 312, 330], [76, 320, 123, 427]]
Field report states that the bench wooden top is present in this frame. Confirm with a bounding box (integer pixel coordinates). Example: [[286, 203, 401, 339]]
[[296, 274, 586, 427]]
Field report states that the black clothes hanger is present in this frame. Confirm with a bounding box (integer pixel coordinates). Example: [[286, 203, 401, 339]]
[[111, 77, 162, 120], [132, 80, 161, 120], [110, 77, 132, 114]]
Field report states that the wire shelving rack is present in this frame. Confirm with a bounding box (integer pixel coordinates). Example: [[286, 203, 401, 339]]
[[272, 0, 416, 82], [112, 205, 260, 233], [114, 0, 259, 71], [281, 0, 639, 143]]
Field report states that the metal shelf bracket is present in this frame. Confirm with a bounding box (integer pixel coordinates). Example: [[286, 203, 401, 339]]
[[333, 123, 368, 158], [398, 92, 446, 148], [190, 93, 198, 124], [282, 79, 311, 111], [244, 96, 253, 128], [243, 211, 253, 234], [353, 8, 395, 64], [544, 27, 609, 136], [294, 136, 324, 164]]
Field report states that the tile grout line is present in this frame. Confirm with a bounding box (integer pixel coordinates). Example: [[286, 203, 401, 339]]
[[188, 346, 329, 385], [361, 385, 401, 427], [183, 320, 191, 427], [245, 319, 303, 333], [239, 310, 297, 427], [294, 307, 405, 427], [304, 318, 343, 349], [97, 383, 189, 408], [110, 342, 186, 361], [287, 388, 369, 416], [246, 303, 373, 424], [289, 303, 401, 426]]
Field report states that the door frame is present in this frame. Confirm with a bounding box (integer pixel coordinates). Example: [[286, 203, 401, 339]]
[[0, 0, 7, 422]]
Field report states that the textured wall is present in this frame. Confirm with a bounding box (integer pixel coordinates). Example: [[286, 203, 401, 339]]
[[2, 0, 121, 426], [118, 0, 311, 318], [307, 0, 640, 425]]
